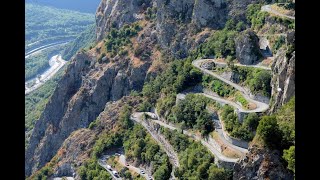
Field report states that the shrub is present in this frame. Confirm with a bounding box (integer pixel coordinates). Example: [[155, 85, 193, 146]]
[[201, 29, 237, 59], [88, 120, 98, 129], [236, 21, 246, 32], [283, 146, 295, 173], [235, 92, 249, 108], [256, 116, 283, 148], [104, 23, 141, 54], [243, 113, 260, 131], [231, 126, 254, 141], [207, 165, 230, 180], [173, 94, 214, 136], [273, 35, 286, 51]]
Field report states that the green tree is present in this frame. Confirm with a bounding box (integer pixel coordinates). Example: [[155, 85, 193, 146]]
[[225, 19, 236, 30], [256, 116, 282, 149], [153, 164, 171, 180], [207, 165, 229, 180], [283, 146, 295, 173], [119, 105, 133, 129], [243, 113, 260, 131], [236, 21, 246, 32]]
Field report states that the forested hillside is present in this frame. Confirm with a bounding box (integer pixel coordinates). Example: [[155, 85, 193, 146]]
[[25, 0, 295, 179], [25, 3, 95, 46], [26, 0, 101, 13]]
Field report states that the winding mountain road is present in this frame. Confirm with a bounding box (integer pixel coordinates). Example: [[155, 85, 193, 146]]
[[118, 155, 152, 179], [98, 152, 153, 180], [150, 117, 239, 163], [192, 59, 270, 113], [129, 58, 272, 169], [132, 112, 241, 168], [210, 115, 249, 154], [261, 4, 295, 20], [98, 159, 122, 180], [131, 112, 180, 168]]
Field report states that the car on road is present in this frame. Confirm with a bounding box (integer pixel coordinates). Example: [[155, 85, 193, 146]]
[[112, 170, 119, 177], [106, 165, 112, 170], [149, 114, 157, 119], [140, 170, 145, 174], [148, 176, 153, 180], [115, 153, 121, 156]]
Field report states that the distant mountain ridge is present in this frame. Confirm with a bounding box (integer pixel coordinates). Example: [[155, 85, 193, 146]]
[[26, 0, 101, 13]]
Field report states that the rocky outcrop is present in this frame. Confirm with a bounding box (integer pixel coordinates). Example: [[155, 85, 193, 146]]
[[269, 49, 295, 113], [25, 50, 151, 176], [155, 0, 228, 58], [53, 163, 75, 178], [269, 30, 295, 113], [200, 60, 216, 70], [52, 97, 140, 178], [233, 145, 293, 180], [235, 29, 262, 65], [96, 0, 147, 41], [25, 52, 89, 176], [95, 0, 263, 58]]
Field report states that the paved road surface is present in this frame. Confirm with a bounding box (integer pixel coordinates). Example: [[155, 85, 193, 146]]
[[98, 159, 122, 180], [216, 120, 248, 154], [175, 91, 250, 154], [53, 177, 74, 180], [192, 59, 269, 113], [118, 155, 152, 179], [25, 55, 67, 95], [131, 112, 180, 168], [150, 118, 239, 163], [25, 41, 70, 58], [261, 5, 295, 20], [98, 151, 152, 180], [200, 58, 271, 70]]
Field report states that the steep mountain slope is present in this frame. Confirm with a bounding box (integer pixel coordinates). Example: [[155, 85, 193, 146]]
[[26, 0, 295, 179], [269, 31, 295, 113], [62, 24, 96, 60]]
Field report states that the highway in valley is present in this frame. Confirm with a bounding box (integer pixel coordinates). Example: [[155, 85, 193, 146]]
[[25, 40, 71, 58], [25, 55, 67, 95]]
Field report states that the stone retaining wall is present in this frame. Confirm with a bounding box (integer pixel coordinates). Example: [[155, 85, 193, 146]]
[[220, 121, 249, 149], [249, 92, 270, 104]]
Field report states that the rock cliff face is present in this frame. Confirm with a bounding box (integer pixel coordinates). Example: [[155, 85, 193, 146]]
[[96, 0, 263, 58], [155, 0, 227, 57], [269, 49, 295, 113], [51, 97, 140, 178], [269, 30, 295, 113], [233, 145, 293, 180], [234, 31, 295, 179], [26, 0, 271, 177], [96, 0, 145, 41], [25, 49, 150, 176], [235, 29, 262, 65]]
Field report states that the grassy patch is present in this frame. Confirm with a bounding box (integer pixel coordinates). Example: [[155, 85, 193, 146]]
[[235, 92, 249, 109]]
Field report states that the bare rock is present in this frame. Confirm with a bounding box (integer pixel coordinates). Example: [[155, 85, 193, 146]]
[[269, 49, 295, 113], [233, 145, 294, 180], [235, 29, 262, 65], [25, 51, 150, 176], [96, 0, 146, 41]]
